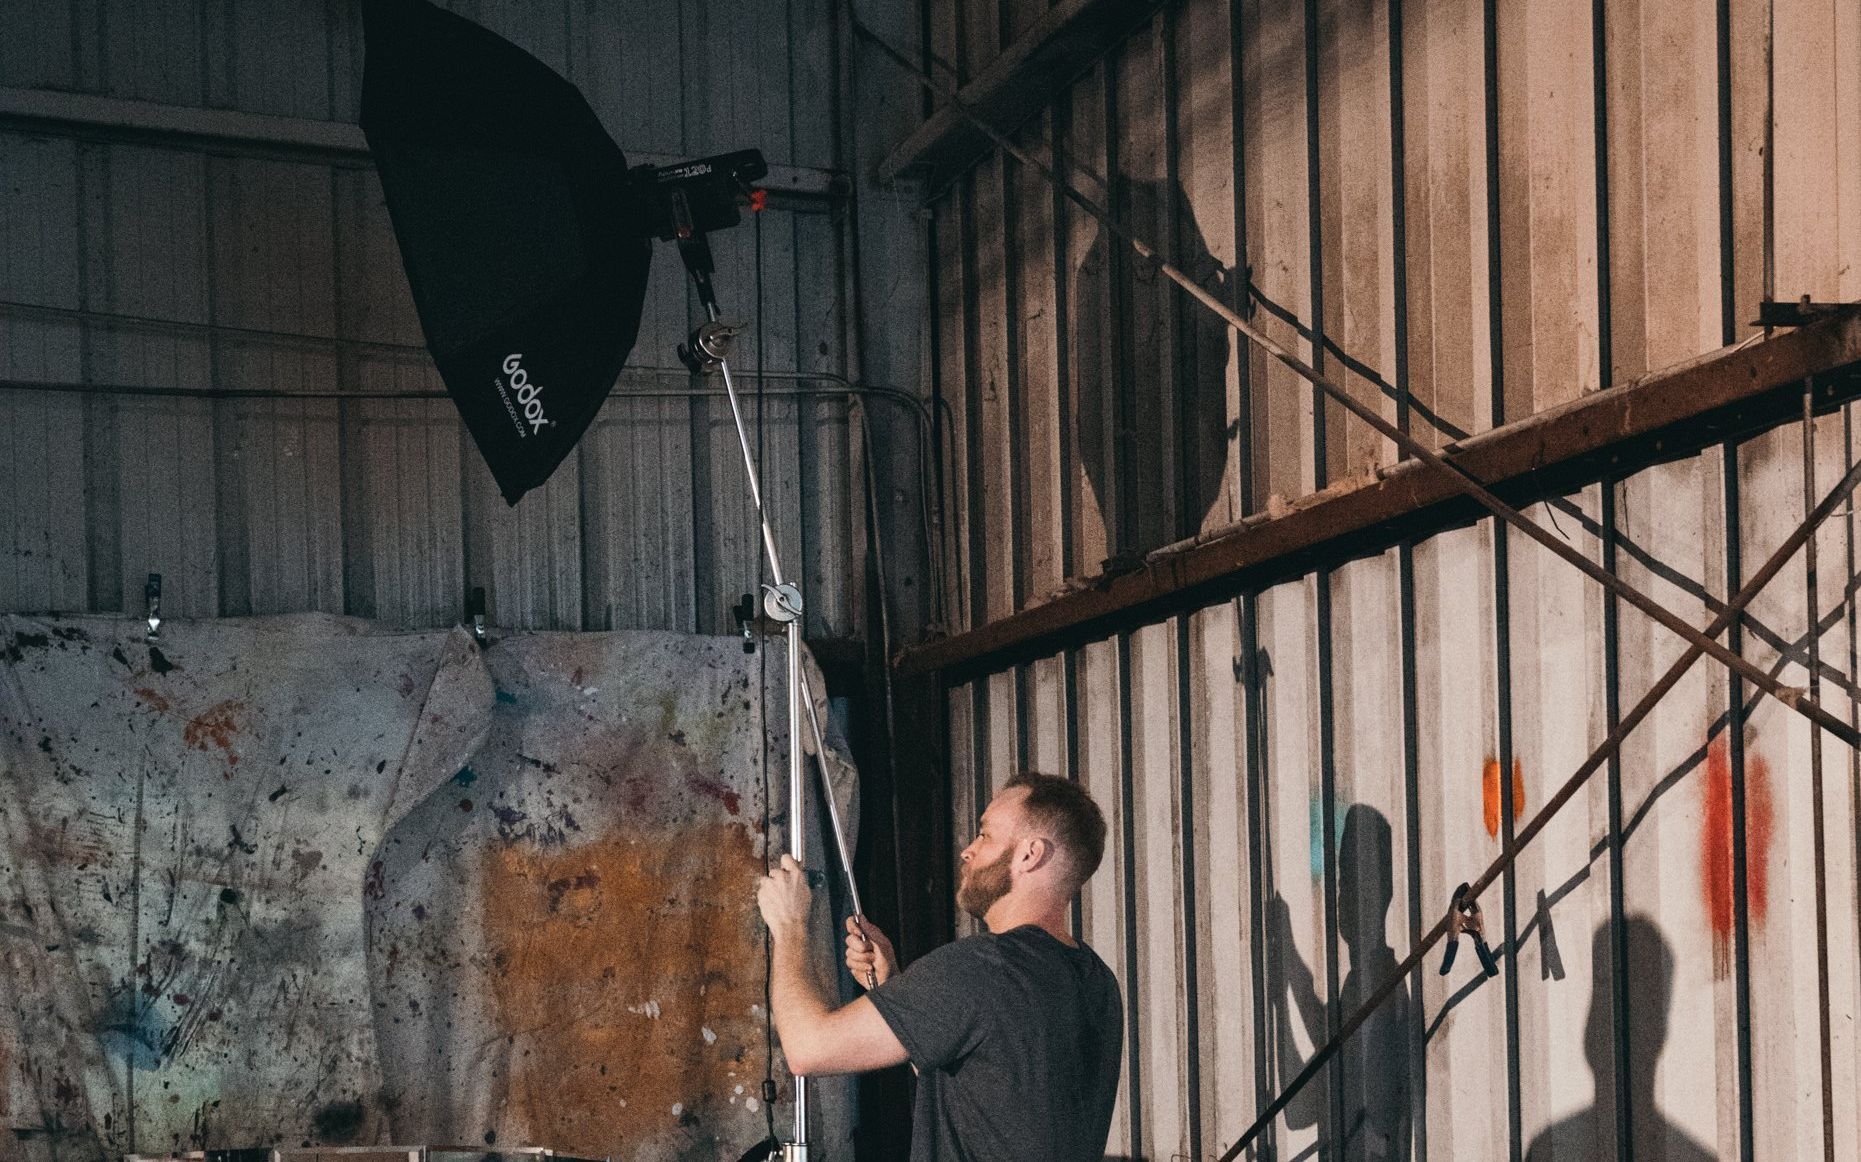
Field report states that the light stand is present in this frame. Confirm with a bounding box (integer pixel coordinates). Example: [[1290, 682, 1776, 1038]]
[[673, 223, 868, 1162]]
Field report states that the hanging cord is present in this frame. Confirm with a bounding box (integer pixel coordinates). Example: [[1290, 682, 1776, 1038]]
[[1802, 379, 1837, 1159]]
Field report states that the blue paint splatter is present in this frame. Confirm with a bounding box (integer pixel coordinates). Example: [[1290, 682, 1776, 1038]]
[[97, 988, 168, 1070], [452, 766, 478, 787], [495, 688, 518, 705], [1309, 794, 1349, 877]]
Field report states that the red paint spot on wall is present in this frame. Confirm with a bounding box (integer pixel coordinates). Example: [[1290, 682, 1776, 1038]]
[[1482, 756, 1524, 838], [134, 687, 170, 713], [1702, 733, 1774, 977], [183, 699, 244, 768]]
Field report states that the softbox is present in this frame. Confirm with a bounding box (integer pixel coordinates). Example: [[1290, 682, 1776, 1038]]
[[359, 0, 652, 505]]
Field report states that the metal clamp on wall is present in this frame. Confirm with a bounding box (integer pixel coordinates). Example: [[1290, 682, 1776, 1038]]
[[1439, 881, 1500, 979], [466, 586, 489, 647], [144, 573, 162, 642]]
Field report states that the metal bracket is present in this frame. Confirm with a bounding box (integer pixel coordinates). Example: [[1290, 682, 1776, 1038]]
[[1753, 297, 1852, 329]]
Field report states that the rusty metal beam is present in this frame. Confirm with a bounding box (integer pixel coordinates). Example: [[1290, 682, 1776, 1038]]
[[898, 310, 1861, 682], [874, 0, 1165, 194]]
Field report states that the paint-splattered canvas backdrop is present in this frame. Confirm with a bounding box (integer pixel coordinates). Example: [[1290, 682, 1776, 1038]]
[[0, 616, 853, 1161]]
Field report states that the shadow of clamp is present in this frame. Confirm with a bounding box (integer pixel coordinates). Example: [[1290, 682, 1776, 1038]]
[[1439, 881, 1500, 979]]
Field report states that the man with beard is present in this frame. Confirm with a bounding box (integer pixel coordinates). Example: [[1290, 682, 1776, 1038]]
[[756, 771, 1123, 1160]]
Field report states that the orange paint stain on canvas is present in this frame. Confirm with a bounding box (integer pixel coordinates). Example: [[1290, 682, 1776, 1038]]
[[182, 699, 244, 769], [1701, 733, 1773, 978], [1482, 756, 1524, 838], [479, 822, 766, 1155]]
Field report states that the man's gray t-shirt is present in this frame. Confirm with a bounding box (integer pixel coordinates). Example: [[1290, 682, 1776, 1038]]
[[868, 925, 1123, 1161]]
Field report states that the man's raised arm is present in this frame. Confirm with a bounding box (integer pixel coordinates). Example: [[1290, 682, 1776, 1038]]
[[757, 854, 910, 1076]]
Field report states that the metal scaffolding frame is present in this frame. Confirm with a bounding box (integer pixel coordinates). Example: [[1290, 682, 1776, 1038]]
[[859, 20, 1861, 1158]]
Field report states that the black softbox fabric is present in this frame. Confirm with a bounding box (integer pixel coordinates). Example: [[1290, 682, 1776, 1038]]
[[359, 0, 652, 505]]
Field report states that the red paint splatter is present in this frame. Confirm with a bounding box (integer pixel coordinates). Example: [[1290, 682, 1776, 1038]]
[[183, 699, 244, 769], [1482, 756, 1524, 839], [1702, 733, 1774, 977], [686, 773, 742, 816], [134, 687, 170, 713]]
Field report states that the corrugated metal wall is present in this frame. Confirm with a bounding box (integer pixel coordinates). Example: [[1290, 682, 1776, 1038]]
[[0, 0, 931, 643], [928, 0, 1861, 1158]]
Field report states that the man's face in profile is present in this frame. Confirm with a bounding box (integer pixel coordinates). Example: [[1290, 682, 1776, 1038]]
[[957, 789, 1023, 920]]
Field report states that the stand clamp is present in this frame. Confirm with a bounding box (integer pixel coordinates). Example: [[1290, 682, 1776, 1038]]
[[763, 582, 803, 624], [679, 320, 740, 374]]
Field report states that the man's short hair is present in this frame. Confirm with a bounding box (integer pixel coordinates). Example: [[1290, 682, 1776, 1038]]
[[1004, 771, 1107, 884]]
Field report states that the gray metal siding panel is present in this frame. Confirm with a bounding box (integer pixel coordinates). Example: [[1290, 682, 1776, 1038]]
[[0, 2, 884, 641]]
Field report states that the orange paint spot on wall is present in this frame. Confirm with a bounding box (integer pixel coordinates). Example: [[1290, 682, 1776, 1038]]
[[183, 699, 244, 769], [480, 822, 768, 1156], [1702, 733, 1774, 977], [1483, 756, 1524, 838]]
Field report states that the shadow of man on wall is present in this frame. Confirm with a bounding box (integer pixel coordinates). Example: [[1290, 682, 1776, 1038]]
[[1268, 803, 1412, 1161], [1524, 917, 1714, 1161]]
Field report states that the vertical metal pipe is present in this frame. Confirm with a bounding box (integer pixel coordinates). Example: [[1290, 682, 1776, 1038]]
[[1724, 441, 1756, 1161], [1600, 481, 1632, 1162], [1480, 1, 1523, 1151], [1802, 380, 1835, 1161], [787, 617, 807, 1150], [1116, 631, 1143, 1156]]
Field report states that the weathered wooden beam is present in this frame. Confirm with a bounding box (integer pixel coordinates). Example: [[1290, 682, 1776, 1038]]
[[898, 309, 1861, 682], [0, 85, 847, 199], [875, 0, 1166, 194]]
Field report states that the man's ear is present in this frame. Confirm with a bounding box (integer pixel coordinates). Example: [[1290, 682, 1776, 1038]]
[[1021, 835, 1056, 874]]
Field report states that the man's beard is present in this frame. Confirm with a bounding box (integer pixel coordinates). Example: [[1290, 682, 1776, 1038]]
[[956, 847, 1012, 920]]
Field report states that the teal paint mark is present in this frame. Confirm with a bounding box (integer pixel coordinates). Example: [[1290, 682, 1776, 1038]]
[[495, 688, 518, 705], [98, 989, 167, 1070], [452, 766, 478, 787], [1309, 793, 1348, 877]]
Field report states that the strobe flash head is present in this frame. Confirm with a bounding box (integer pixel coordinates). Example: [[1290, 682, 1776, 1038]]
[[631, 148, 769, 242]]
